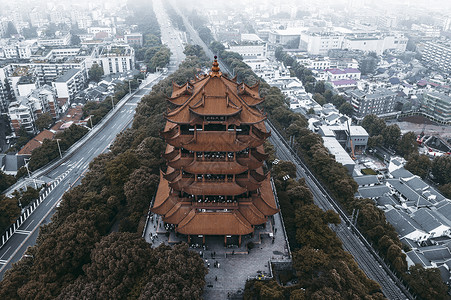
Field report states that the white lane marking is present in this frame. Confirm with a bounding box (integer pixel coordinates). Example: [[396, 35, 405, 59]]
[[15, 230, 31, 235], [23, 219, 34, 231], [0, 247, 11, 260]]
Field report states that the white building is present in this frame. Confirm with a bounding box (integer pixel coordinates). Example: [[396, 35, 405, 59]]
[[228, 43, 267, 59], [299, 32, 344, 55], [88, 26, 116, 37], [343, 32, 408, 55], [92, 44, 135, 75], [52, 68, 86, 101], [421, 41, 451, 73], [38, 33, 71, 47], [8, 98, 36, 133]]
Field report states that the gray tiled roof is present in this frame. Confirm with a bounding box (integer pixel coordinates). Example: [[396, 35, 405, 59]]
[[385, 209, 423, 237], [376, 195, 398, 206], [354, 175, 379, 186], [419, 245, 451, 262], [411, 208, 444, 232], [405, 176, 429, 191], [390, 168, 414, 178], [400, 237, 419, 250], [387, 179, 425, 202], [358, 185, 390, 198], [55, 68, 80, 83], [406, 250, 432, 267], [436, 201, 451, 218]]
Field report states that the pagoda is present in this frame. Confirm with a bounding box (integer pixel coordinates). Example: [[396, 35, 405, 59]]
[[152, 57, 278, 246]]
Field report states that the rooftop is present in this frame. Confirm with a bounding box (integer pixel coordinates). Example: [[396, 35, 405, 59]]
[[55, 68, 81, 83], [17, 130, 55, 155]]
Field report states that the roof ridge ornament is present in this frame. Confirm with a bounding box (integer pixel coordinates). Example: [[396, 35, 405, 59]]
[[210, 56, 221, 77]]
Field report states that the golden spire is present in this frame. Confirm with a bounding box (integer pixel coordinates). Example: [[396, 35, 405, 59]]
[[210, 56, 221, 77]]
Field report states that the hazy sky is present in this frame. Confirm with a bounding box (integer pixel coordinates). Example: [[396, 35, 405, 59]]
[[0, 0, 450, 17]]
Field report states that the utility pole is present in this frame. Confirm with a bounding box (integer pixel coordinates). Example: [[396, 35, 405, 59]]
[[56, 139, 62, 159], [24, 158, 37, 189], [89, 115, 94, 129], [110, 95, 115, 109]]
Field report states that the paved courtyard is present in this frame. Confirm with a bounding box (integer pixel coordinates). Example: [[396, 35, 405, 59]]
[[144, 208, 291, 299]]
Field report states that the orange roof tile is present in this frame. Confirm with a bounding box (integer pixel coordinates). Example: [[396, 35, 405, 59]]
[[176, 210, 253, 236], [18, 130, 55, 155]]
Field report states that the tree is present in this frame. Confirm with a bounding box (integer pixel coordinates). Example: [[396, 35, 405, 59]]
[[0, 170, 16, 193], [0, 195, 20, 233], [313, 93, 326, 106], [439, 183, 451, 199], [331, 94, 346, 108], [382, 124, 401, 149], [359, 56, 378, 75], [14, 126, 33, 150], [431, 156, 451, 185], [405, 154, 431, 179], [368, 135, 384, 149], [35, 113, 53, 131], [197, 26, 213, 44], [88, 64, 104, 82], [361, 114, 386, 137], [70, 34, 81, 45], [314, 81, 325, 94], [5, 21, 17, 37], [339, 102, 354, 116], [397, 132, 418, 158], [405, 265, 449, 300]]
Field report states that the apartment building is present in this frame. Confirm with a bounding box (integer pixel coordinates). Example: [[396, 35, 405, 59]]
[[349, 88, 397, 119], [421, 91, 451, 124], [93, 44, 135, 75], [38, 33, 71, 47], [8, 98, 36, 133], [422, 41, 451, 72], [52, 68, 86, 101]]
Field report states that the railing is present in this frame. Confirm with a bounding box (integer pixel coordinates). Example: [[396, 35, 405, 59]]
[[270, 177, 292, 259], [192, 201, 238, 208], [0, 173, 68, 248]]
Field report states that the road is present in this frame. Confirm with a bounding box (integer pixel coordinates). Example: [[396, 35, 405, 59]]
[[266, 120, 412, 300], [0, 78, 162, 279], [154, 0, 185, 70], [169, 0, 230, 73], [0, 0, 189, 279]]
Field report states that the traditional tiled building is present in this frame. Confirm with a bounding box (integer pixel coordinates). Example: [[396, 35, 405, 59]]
[[152, 58, 278, 246]]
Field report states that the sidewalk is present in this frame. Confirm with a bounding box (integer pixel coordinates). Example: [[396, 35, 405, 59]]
[[143, 210, 290, 299]]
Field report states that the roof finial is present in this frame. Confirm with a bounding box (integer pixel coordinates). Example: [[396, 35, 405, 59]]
[[211, 56, 220, 75]]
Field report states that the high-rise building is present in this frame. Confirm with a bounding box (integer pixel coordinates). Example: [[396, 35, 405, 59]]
[[421, 91, 451, 124], [152, 58, 278, 246], [349, 88, 397, 119], [422, 41, 451, 73]]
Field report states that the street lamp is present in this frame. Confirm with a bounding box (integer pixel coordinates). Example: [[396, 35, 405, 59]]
[[110, 95, 115, 109], [56, 139, 62, 159], [23, 158, 37, 189]]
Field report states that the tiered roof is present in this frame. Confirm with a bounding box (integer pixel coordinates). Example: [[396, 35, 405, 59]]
[[152, 57, 278, 236]]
